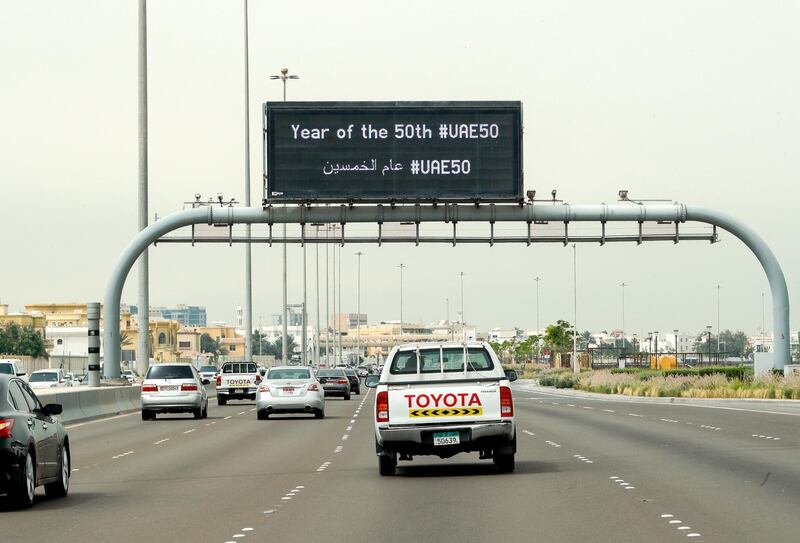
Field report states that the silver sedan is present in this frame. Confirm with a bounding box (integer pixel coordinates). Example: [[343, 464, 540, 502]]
[[256, 367, 325, 420], [141, 363, 209, 420]]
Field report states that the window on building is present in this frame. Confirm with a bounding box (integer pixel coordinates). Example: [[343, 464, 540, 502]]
[[158, 332, 166, 345], [57, 339, 63, 345], [230, 345, 237, 351], [178, 341, 191, 349]]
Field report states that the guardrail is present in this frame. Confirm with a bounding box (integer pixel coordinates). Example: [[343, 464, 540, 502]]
[[36, 385, 142, 423]]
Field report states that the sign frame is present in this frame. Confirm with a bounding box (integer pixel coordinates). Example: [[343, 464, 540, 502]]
[[263, 101, 523, 204]]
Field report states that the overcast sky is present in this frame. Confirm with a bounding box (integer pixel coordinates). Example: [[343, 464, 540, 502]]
[[2, 0, 798, 339]]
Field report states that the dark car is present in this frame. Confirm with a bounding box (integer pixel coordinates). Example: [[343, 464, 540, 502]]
[[342, 368, 361, 395], [0, 374, 70, 508], [316, 369, 351, 400]]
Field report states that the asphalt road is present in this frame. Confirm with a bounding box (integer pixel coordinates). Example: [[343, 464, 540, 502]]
[[2, 382, 799, 543]]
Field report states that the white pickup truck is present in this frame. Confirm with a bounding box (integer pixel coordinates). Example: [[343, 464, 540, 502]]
[[365, 342, 517, 476], [0, 359, 26, 380], [216, 361, 262, 405]]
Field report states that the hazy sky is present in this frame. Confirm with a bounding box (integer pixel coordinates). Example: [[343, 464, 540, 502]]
[[2, 0, 798, 339]]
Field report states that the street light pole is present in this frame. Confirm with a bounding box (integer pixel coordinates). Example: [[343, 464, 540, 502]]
[[459, 271, 465, 340], [242, 0, 253, 361], [269, 68, 299, 364], [135, 0, 150, 380], [716, 284, 721, 353], [315, 226, 320, 366], [620, 282, 627, 354], [325, 227, 330, 367], [674, 329, 679, 366], [706, 325, 713, 364], [337, 242, 342, 364], [572, 244, 578, 374], [399, 264, 405, 343], [355, 251, 364, 364]]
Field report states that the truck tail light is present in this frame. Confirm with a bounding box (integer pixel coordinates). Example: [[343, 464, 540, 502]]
[[181, 383, 198, 391], [0, 419, 14, 439], [216, 375, 222, 386], [141, 383, 158, 392], [376, 391, 389, 423], [337, 378, 348, 384], [500, 386, 514, 417], [255, 374, 262, 385], [308, 383, 319, 391]]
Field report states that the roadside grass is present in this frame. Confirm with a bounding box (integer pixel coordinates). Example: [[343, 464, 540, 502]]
[[534, 367, 800, 399]]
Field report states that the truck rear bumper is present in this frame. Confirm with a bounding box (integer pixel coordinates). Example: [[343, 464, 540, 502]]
[[376, 421, 515, 456]]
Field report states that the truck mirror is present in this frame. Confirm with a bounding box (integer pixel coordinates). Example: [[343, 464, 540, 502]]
[[504, 369, 518, 382], [364, 375, 380, 388]]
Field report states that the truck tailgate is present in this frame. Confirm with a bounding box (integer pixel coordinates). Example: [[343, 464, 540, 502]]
[[388, 383, 502, 426]]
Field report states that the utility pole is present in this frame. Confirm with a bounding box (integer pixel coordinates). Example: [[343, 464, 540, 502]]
[[269, 68, 299, 364], [572, 245, 578, 374], [314, 226, 320, 366], [620, 282, 627, 354], [337, 242, 342, 364], [459, 271, 465, 340], [135, 0, 149, 380], [716, 284, 721, 353], [332, 234, 337, 364], [325, 227, 330, 367], [301, 234, 307, 365], [355, 251, 364, 364], [242, 0, 253, 360]]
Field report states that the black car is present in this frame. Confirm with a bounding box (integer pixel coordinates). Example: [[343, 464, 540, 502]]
[[342, 368, 361, 395], [0, 374, 70, 508]]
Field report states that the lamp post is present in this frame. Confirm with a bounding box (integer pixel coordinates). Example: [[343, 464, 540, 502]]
[[673, 329, 679, 366], [269, 68, 299, 364], [534, 276, 541, 362], [619, 282, 627, 354], [355, 251, 364, 364], [572, 244, 578, 375], [716, 284, 721, 353], [460, 271, 465, 340], [706, 325, 713, 365], [398, 264, 405, 343]]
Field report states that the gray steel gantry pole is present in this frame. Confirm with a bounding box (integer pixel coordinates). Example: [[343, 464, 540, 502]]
[[103, 203, 791, 375]]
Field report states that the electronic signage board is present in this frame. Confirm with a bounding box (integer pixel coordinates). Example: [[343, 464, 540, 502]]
[[264, 101, 522, 202]]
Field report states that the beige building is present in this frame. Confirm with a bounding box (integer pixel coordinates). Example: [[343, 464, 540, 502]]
[[190, 325, 245, 360], [0, 304, 49, 348], [24, 302, 96, 327], [120, 311, 181, 363]]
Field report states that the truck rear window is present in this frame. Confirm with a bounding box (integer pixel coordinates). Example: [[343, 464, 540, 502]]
[[222, 363, 257, 374], [389, 348, 494, 374]]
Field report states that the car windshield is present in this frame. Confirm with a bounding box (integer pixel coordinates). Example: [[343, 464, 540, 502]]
[[200, 366, 217, 372], [317, 370, 344, 377], [267, 369, 311, 380], [222, 363, 258, 374], [390, 347, 494, 374], [0, 364, 14, 375], [30, 372, 58, 382], [146, 365, 194, 380]]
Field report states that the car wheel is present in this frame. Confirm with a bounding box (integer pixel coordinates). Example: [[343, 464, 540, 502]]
[[344, 391, 351, 401], [314, 409, 325, 419], [10, 451, 36, 508], [378, 453, 397, 476], [257, 410, 268, 420], [192, 407, 202, 420], [202, 403, 208, 419], [217, 396, 227, 406], [141, 409, 154, 421], [45, 444, 70, 498], [493, 451, 515, 473]]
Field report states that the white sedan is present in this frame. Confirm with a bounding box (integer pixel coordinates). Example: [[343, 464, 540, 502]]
[[256, 367, 325, 420]]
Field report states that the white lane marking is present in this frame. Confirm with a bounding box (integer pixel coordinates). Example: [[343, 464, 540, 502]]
[[624, 486, 635, 490], [65, 411, 138, 429], [295, 486, 305, 489], [71, 468, 80, 472], [264, 509, 276, 514], [603, 409, 615, 413], [669, 520, 682, 524], [350, 419, 355, 423], [583, 406, 593, 410], [610, 476, 620, 480], [238, 411, 246, 415], [628, 413, 643, 418], [334, 445, 344, 453], [153, 438, 170, 445], [183, 429, 196, 434], [661, 514, 674, 518], [346, 426, 353, 431], [250, 408, 256, 412], [566, 404, 576, 407], [224, 416, 232, 420], [522, 429, 535, 436], [544, 440, 561, 448], [660, 418, 679, 423], [233, 535, 245, 539], [342, 434, 349, 440], [281, 497, 291, 500], [687, 534, 702, 538], [677, 526, 691, 530], [112, 450, 135, 459], [242, 528, 254, 531]]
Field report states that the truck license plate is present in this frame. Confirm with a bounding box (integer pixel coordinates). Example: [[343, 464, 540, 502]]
[[432, 432, 460, 446]]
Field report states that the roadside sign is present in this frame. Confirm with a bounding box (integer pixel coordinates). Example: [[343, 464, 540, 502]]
[[264, 101, 522, 203]]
